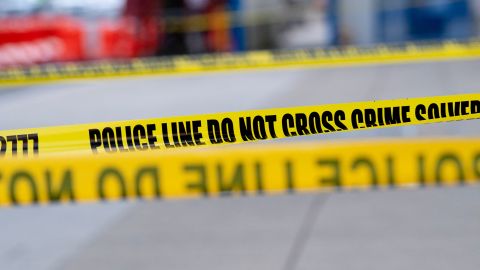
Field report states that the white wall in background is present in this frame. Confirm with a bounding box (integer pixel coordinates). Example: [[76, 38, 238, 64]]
[[338, 0, 376, 45]]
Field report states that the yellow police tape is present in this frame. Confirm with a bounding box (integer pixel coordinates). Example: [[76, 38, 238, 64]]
[[0, 138, 478, 206], [0, 94, 479, 158], [1, 40, 480, 86]]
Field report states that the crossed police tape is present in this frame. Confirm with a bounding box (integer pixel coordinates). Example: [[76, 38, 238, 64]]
[[1, 40, 480, 86], [0, 94, 479, 158], [0, 138, 478, 207]]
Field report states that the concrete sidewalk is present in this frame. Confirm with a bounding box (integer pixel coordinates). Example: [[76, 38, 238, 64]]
[[58, 187, 480, 270]]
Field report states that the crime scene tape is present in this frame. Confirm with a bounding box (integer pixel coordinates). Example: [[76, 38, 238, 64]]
[[0, 138, 478, 207], [0, 94, 479, 158], [1, 40, 480, 86]]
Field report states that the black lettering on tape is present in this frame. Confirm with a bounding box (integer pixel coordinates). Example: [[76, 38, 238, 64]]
[[308, 112, 323, 134], [435, 153, 465, 185], [221, 118, 236, 143], [447, 102, 461, 117], [401, 106, 411, 123], [334, 110, 348, 131], [440, 103, 447, 118], [295, 113, 310, 135], [17, 134, 29, 155], [0, 136, 6, 156], [417, 155, 426, 186], [9, 171, 39, 205], [428, 103, 440, 119], [0, 134, 39, 157], [384, 107, 402, 125], [377, 107, 385, 126], [89, 129, 102, 153], [171, 122, 181, 147], [239, 117, 256, 141], [386, 156, 395, 187], [6, 135, 17, 156], [114, 127, 127, 152], [177, 122, 196, 147], [282, 114, 296, 137], [184, 164, 208, 196], [254, 162, 264, 194], [241, 116, 275, 141], [207, 120, 223, 144], [351, 109, 363, 129], [91, 125, 158, 153], [133, 125, 148, 150], [416, 104, 427, 121], [322, 111, 336, 132], [252, 116, 267, 140], [97, 168, 127, 200], [317, 159, 341, 189], [102, 128, 117, 153], [162, 123, 174, 148], [364, 109, 377, 127], [285, 161, 295, 193], [46, 170, 75, 202], [353, 107, 409, 128], [474, 153, 480, 179], [460, 101, 469, 116], [135, 167, 161, 199], [146, 124, 160, 149], [217, 163, 246, 196], [265, 115, 277, 138], [125, 126, 135, 151], [472, 100, 480, 114], [162, 121, 205, 148], [28, 134, 39, 155], [352, 158, 378, 188], [192, 120, 205, 145]]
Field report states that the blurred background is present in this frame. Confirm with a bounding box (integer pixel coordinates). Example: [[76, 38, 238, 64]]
[[1, 0, 480, 68], [0, 1, 480, 270]]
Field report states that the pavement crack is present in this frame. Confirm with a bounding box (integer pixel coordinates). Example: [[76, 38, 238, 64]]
[[282, 194, 329, 270]]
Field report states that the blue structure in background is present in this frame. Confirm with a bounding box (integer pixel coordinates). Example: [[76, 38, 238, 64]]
[[377, 0, 474, 43], [327, 0, 339, 46], [228, 0, 246, 51], [227, 0, 339, 50]]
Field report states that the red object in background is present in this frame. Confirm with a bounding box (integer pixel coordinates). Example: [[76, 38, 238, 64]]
[[123, 0, 162, 57], [0, 16, 84, 68], [99, 16, 160, 59], [100, 0, 161, 59], [53, 16, 84, 61], [0, 0, 163, 68], [99, 18, 137, 59]]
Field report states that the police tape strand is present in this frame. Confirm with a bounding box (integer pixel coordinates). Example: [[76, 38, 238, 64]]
[[1, 40, 480, 86], [0, 139, 479, 207], [0, 93, 479, 158]]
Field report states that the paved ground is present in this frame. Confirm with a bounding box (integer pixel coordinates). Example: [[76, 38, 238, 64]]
[[61, 187, 480, 270], [0, 59, 479, 270]]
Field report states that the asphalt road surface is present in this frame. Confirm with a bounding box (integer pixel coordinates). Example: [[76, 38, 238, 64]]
[[0, 59, 479, 270]]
